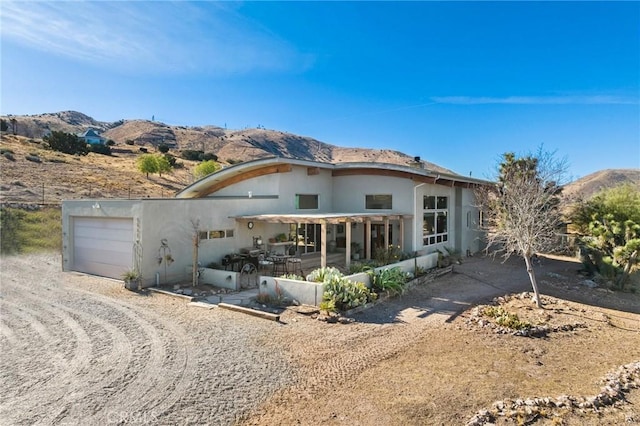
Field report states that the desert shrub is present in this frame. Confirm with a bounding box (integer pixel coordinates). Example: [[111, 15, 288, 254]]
[[202, 152, 218, 162], [181, 149, 204, 161], [158, 143, 170, 153], [44, 130, 88, 155], [571, 184, 640, 290], [25, 154, 41, 163], [348, 262, 373, 274], [125, 139, 135, 145], [322, 276, 376, 311], [163, 153, 177, 167], [482, 306, 531, 330], [369, 267, 408, 296], [2, 151, 15, 161], [306, 266, 343, 283], [0, 148, 14, 155], [319, 299, 336, 313], [373, 245, 407, 266], [139, 147, 148, 153], [227, 159, 241, 165], [279, 273, 305, 281], [89, 144, 112, 155], [106, 139, 115, 146]]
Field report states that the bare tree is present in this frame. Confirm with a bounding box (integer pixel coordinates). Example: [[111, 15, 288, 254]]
[[475, 148, 567, 307]]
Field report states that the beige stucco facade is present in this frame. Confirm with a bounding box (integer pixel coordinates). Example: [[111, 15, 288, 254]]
[[62, 157, 489, 286]]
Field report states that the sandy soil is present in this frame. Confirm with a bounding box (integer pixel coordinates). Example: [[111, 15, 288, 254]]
[[1, 253, 638, 425]]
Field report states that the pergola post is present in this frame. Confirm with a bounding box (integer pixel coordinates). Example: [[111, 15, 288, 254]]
[[365, 219, 372, 260], [399, 216, 405, 252], [384, 216, 390, 248], [320, 220, 327, 268], [345, 219, 352, 269]]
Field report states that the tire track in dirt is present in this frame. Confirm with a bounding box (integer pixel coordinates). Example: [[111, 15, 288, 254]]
[[2, 254, 295, 425], [2, 275, 193, 424]]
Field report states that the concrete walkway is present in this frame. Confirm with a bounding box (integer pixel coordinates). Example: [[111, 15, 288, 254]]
[[149, 287, 260, 308]]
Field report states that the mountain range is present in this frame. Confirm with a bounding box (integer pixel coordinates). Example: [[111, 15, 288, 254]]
[[1, 111, 637, 205]]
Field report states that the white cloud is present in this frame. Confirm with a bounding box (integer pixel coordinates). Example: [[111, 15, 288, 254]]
[[430, 95, 639, 105], [0, 1, 311, 75]]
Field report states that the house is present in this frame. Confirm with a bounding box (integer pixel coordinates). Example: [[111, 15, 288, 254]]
[[78, 128, 106, 145], [61, 157, 490, 286]]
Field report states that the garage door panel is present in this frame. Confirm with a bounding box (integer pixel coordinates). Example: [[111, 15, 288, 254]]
[[72, 217, 134, 279], [74, 236, 133, 253], [74, 245, 132, 265]]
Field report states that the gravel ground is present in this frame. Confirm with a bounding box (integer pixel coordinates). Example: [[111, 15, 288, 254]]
[[2, 253, 637, 425], [0, 253, 293, 425]]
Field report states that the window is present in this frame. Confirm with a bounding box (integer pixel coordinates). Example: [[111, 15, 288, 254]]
[[199, 229, 235, 240], [423, 195, 448, 246], [365, 194, 392, 209], [296, 194, 318, 209]]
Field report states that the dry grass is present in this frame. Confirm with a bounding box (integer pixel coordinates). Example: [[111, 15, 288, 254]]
[[0, 134, 197, 203], [242, 257, 640, 426]]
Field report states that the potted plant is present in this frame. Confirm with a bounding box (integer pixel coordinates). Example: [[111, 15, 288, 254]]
[[350, 242, 361, 260], [122, 269, 141, 291]]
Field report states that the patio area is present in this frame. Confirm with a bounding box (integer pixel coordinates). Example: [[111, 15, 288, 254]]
[[258, 251, 351, 277]]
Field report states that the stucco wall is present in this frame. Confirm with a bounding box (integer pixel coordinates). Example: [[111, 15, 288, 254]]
[[61, 163, 485, 286]]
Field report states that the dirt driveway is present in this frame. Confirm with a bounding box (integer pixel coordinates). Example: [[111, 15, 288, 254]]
[[1, 253, 638, 425]]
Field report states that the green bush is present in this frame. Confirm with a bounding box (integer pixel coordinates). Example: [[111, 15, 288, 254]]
[[369, 267, 408, 296], [89, 144, 112, 155], [181, 149, 204, 161], [193, 160, 220, 179], [44, 130, 88, 155], [158, 143, 170, 153]]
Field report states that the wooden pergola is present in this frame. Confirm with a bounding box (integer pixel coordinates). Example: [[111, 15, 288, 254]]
[[232, 212, 412, 269]]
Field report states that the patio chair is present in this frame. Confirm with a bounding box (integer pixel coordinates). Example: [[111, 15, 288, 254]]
[[258, 254, 273, 273], [287, 257, 303, 276]]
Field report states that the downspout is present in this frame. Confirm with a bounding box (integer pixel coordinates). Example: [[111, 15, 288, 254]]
[[413, 183, 426, 252]]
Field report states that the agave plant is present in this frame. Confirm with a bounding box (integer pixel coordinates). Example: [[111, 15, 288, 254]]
[[306, 266, 343, 283], [369, 267, 407, 296]]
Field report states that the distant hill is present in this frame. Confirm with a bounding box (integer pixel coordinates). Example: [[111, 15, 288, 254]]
[[1, 110, 452, 173], [562, 169, 640, 202], [0, 110, 455, 205]]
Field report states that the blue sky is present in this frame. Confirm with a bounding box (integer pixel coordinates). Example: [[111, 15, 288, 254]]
[[1, 1, 638, 180]]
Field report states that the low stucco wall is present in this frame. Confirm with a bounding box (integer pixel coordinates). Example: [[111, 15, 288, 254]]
[[258, 276, 324, 306], [258, 252, 439, 306], [196, 267, 239, 291]]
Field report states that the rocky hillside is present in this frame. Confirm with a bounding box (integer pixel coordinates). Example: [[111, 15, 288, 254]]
[[1, 111, 451, 172], [0, 110, 455, 205], [562, 169, 640, 202]]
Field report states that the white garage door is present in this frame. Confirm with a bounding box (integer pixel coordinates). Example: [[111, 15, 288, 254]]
[[73, 217, 134, 279]]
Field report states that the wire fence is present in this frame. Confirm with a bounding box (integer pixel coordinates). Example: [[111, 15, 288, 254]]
[[1, 182, 174, 208]]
